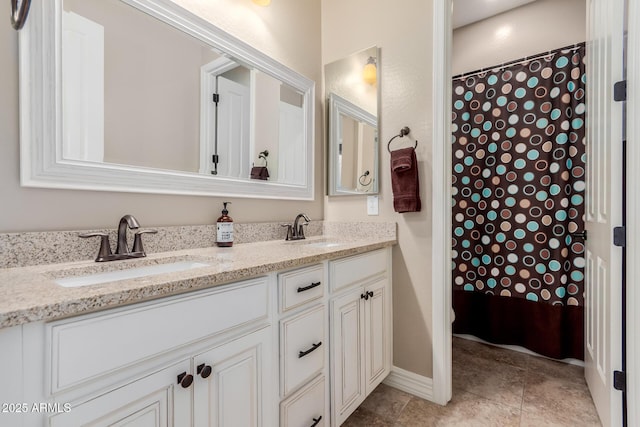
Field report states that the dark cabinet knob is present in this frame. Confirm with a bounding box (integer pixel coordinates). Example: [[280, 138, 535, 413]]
[[310, 415, 323, 427], [367, 291, 374, 298], [361, 293, 369, 300], [197, 363, 212, 379], [177, 372, 194, 388]]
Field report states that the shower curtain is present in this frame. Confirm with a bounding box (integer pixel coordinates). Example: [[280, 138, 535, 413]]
[[451, 43, 586, 360]]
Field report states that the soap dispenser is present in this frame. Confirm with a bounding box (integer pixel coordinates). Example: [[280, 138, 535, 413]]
[[216, 202, 234, 247]]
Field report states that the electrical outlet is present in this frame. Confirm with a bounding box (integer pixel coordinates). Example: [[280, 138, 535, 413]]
[[367, 196, 379, 215]]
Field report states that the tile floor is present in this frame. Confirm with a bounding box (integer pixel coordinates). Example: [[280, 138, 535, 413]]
[[343, 337, 601, 426]]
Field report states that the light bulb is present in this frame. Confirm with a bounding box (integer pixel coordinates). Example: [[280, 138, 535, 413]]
[[363, 57, 377, 85], [252, 0, 271, 6]]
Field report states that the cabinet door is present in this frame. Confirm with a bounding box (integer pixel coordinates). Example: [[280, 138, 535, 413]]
[[364, 278, 391, 394], [330, 288, 365, 426], [49, 359, 192, 427], [193, 326, 272, 427]]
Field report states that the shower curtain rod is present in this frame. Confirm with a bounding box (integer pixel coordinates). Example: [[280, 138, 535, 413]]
[[452, 42, 585, 80]]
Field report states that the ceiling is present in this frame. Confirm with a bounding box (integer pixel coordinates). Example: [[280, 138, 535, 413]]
[[452, 0, 538, 29]]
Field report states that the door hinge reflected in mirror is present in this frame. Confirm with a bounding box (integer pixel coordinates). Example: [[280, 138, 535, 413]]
[[212, 93, 220, 104], [211, 154, 219, 175], [613, 226, 626, 247], [613, 80, 627, 102], [613, 370, 626, 391]]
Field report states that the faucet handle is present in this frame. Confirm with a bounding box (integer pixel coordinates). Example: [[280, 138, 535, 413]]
[[297, 222, 309, 239], [280, 223, 293, 241], [79, 232, 113, 262], [132, 229, 157, 254]]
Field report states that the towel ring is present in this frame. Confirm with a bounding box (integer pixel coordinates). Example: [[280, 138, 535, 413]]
[[387, 126, 418, 153], [358, 170, 372, 186], [255, 150, 269, 167]]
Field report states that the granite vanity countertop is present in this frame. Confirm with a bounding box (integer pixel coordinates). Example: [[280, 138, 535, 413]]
[[0, 234, 396, 329]]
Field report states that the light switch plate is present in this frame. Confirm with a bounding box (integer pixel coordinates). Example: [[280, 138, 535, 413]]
[[367, 196, 379, 215]]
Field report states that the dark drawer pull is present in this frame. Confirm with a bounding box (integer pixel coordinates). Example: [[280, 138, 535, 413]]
[[310, 415, 322, 427], [298, 341, 322, 358], [297, 281, 321, 293]]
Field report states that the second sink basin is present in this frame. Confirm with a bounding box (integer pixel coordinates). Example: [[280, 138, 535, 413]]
[[54, 261, 210, 288], [288, 238, 342, 249]]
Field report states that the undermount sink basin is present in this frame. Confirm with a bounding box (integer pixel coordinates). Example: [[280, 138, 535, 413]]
[[305, 241, 342, 248], [288, 239, 342, 248], [54, 261, 210, 288]]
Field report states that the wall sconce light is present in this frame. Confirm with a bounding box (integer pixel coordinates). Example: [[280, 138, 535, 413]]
[[252, 0, 271, 6], [362, 56, 377, 85]]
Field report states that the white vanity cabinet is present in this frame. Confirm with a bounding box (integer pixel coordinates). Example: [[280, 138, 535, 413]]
[[49, 326, 272, 427], [329, 250, 392, 426], [49, 358, 193, 426], [0, 245, 393, 427], [42, 276, 274, 427], [192, 326, 272, 427]]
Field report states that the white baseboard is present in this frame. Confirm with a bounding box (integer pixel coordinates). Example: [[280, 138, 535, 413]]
[[383, 366, 434, 402]]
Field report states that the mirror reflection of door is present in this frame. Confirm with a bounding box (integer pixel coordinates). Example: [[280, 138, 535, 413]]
[[216, 74, 250, 178], [339, 114, 377, 192], [62, 10, 104, 163], [60, 0, 308, 185]]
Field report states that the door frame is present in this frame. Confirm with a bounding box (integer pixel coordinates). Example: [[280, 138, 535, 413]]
[[430, 0, 453, 406], [430, 0, 639, 422], [624, 0, 640, 424]]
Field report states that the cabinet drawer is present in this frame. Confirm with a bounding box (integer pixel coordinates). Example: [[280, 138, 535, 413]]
[[280, 375, 326, 427], [280, 305, 325, 396], [279, 264, 324, 313], [329, 249, 388, 292], [48, 277, 269, 394]]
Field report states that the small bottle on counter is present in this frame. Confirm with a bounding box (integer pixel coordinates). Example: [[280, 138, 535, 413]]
[[216, 202, 234, 247]]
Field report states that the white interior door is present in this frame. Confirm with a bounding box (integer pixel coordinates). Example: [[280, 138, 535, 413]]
[[62, 11, 104, 162], [216, 76, 250, 179], [584, 0, 625, 425], [278, 101, 304, 184]]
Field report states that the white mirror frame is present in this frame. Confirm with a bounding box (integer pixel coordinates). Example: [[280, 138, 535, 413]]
[[19, 0, 315, 200], [328, 93, 379, 196]]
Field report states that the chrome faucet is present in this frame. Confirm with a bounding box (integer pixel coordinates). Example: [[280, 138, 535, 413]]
[[80, 215, 157, 262], [281, 213, 310, 241]]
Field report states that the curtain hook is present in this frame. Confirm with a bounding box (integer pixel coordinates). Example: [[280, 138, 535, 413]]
[[11, 0, 32, 31]]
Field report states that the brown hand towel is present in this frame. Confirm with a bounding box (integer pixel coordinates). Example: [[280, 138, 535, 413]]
[[390, 147, 421, 213]]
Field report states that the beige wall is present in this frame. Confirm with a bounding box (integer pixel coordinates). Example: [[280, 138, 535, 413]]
[[453, 0, 586, 75], [0, 0, 322, 232], [322, 0, 435, 377], [324, 46, 378, 116]]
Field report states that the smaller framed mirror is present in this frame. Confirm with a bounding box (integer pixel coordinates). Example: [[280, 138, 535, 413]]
[[325, 46, 379, 196], [328, 93, 378, 194]]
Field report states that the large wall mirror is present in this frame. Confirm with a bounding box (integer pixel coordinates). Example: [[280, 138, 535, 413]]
[[325, 46, 379, 195], [20, 0, 314, 199]]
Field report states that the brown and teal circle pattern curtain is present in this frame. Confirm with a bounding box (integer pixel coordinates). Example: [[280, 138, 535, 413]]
[[451, 43, 586, 360]]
